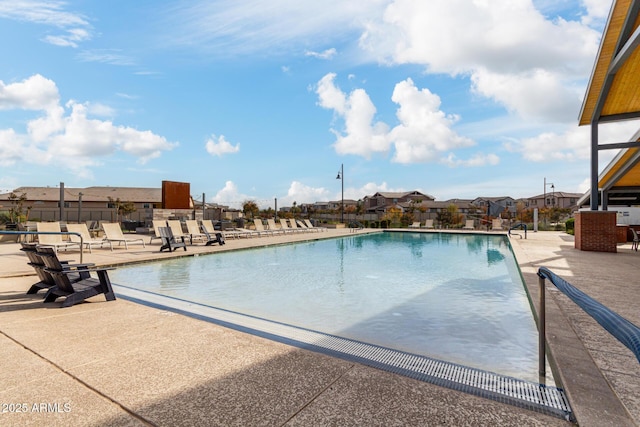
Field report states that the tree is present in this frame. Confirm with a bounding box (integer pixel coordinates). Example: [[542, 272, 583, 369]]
[[382, 206, 403, 228], [107, 197, 137, 222], [437, 204, 463, 228], [242, 200, 259, 219], [7, 192, 30, 223]]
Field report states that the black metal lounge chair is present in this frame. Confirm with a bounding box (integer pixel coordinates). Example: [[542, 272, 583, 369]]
[[158, 227, 187, 252], [38, 247, 116, 307], [21, 243, 92, 295]]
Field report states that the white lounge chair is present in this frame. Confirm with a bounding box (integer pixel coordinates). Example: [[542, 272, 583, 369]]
[[409, 221, 421, 228], [289, 218, 306, 233], [185, 220, 208, 244], [492, 218, 503, 231], [36, 222, 80, 253], [167, 220, 188, 241], [266, 218, 285, 235], [252, 219, 273, 236], [150, 220, 167, 244], [202, 219, 243, 240], [423, 219, 434, 229], [279, 218, 300, 233], [462, 220, 474, 230], [297, 220, 319, 232], [102, 223, 146, 250], [66, 223, 109, 253], [304, 219, 326, 232]]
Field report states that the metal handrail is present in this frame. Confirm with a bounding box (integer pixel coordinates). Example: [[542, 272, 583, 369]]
[[0, 231, 85, 263], [537, 267, 640, 380], [508, 223, 527, 239]]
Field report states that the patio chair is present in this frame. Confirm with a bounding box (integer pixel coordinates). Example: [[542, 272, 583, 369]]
[[266, 218, 285, 235], [199, 223, 226, 246], [102, 222, 146, 250], [150, 220, 167, 244], [167, 220, 189, 241], [85, 220, 100, 237], [158, 226, 187, 252], [202, 219, 243, 240], [631, 228, 639, 251], [21, 243, 91, 294], [303, 219, 327, 232], [423, 219, 435, 229], [279, 218, 299, 233], [492, 218, 503, 231], [462, 220, 475, 230], [185, 220, 208, 244], [409, 221, 421, 228], [66, 223, 109, 253], [289, 219, 307, 233], [253, 219, 274, 236], [36, 222, 81, 254], [297, 219, 319, 232], [39, 247, 116, 307]]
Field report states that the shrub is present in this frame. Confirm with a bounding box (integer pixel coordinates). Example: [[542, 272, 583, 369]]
[[565, 218, 574, 234]]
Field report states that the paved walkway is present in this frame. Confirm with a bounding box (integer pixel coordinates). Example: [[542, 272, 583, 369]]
[[0, 229, 637, 426]]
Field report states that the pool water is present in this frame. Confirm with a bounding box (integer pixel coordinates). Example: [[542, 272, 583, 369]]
[[110, 232, 542, 382]]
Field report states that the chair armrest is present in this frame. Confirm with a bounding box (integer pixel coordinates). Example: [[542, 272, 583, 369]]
[[47, 266, 115, 274], [62, 262, 96, 270]]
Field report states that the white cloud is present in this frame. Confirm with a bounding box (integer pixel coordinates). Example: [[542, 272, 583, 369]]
[[281, 181, 331, 206], [441, 152, 500, 168], [0, 1, 92, 47], [44, 28, 91, 48], [358, 0, 603, 129], [305, 48, 337, 60], [166, 0, 386, 57], [316, 73, 390, 158], [368, 0, 599, 75], [470, 68, 582, 123], [77, 49, 136, 66], [317, 74, 488, 165], [0, 74, 178, 175], [205, 134, 240, 156], [389, 78, 475, 163], [0, 129, 24, 166], [505, 120, 640, 163], [211, 181, 256, 209], [0, 74, 60, 111]]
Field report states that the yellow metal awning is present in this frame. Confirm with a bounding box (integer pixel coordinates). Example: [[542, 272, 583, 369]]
[[580, 0, 640, 126], [579, 0, 640, 208]]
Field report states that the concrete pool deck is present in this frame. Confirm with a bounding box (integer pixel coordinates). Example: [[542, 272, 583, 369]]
[[0, 228, 637, 426]]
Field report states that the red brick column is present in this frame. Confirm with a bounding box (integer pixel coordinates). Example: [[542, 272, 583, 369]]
[[575, 211, 617, 252]]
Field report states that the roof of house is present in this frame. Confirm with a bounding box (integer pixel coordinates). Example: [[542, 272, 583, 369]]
[[472, 196, 515, 203], [0, 186, 162, 203], [367, 191, 435, 200], [528, 192, 584, 199]]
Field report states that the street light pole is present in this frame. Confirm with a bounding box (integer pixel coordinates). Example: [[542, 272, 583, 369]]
[[336, 164, 344, 223], [543, 177, 554, 208]]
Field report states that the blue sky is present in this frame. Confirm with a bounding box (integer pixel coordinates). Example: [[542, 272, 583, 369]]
[[1, 0, 639, 209]]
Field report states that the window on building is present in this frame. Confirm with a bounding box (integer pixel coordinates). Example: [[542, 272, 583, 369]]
[[143, 204, 150, 209], [107, 203, 115, 209]]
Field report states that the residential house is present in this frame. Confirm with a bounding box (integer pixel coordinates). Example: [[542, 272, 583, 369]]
[[363, 191, 435, 214], [472, 196, 517, 216], [526, 192, 583, 211], [0, 186, 230, 223]]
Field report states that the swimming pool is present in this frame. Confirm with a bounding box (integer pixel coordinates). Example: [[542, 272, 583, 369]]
[[109, 231, 546, 383]]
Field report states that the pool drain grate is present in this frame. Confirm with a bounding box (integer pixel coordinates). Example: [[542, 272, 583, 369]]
[[114, 284, 573, 421]]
